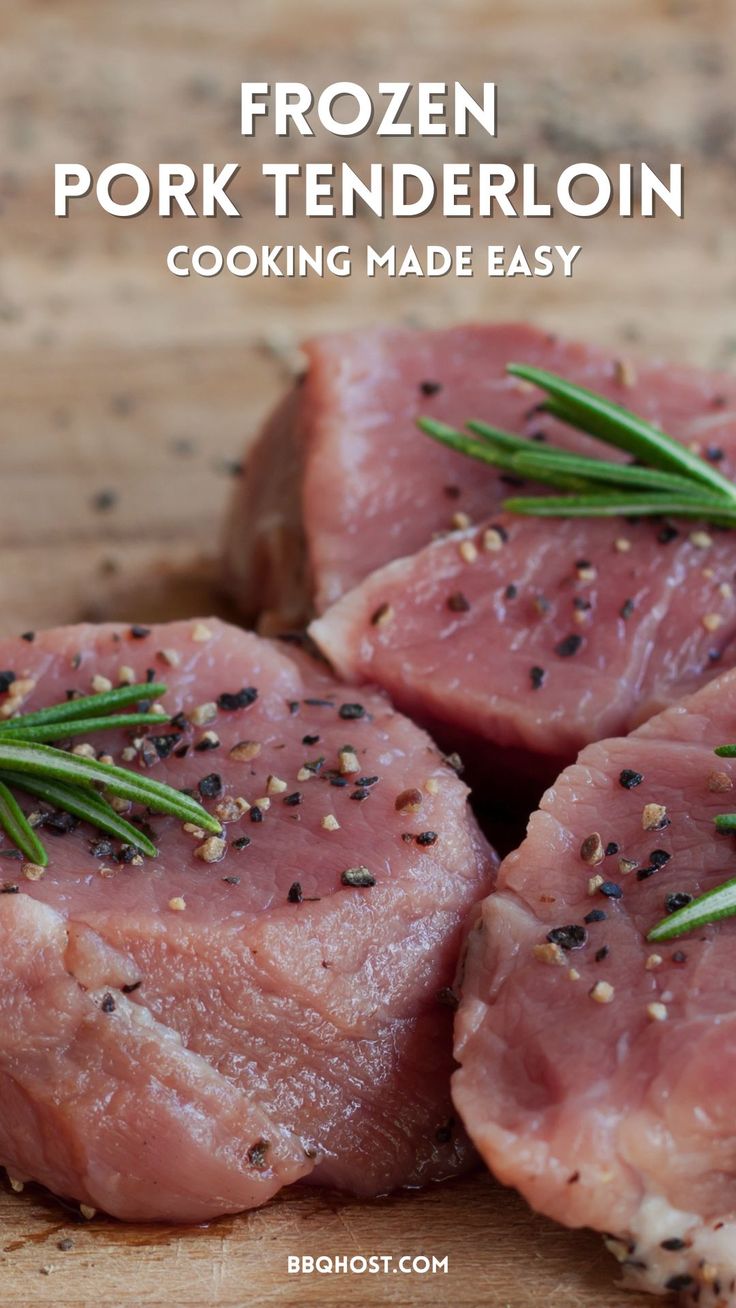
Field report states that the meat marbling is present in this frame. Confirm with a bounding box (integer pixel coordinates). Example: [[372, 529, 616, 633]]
[[0, 619, 495, 1221], [453, 667, 736, 1303]]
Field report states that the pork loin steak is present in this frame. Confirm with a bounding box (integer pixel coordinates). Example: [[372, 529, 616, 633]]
[[309, 507, 736, 805], [224, 322, 736, 627], [453, 667, 736, 1303], [0, 620, 495, 1222]]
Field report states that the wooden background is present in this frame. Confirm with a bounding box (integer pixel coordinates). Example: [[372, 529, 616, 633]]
[[0, 0, 734, 1302]]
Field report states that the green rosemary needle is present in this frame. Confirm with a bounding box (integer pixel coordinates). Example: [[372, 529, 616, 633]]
[[0, 780, 48, 866]]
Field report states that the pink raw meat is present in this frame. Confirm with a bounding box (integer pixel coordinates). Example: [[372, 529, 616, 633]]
[[0, 619, 494, 1221], [309, 508, 736, 804], [454, 666, 736, 1303]]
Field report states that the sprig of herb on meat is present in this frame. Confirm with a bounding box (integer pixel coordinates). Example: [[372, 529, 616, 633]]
[[419, 364, 736, 525], [0, 683, 220, 866]]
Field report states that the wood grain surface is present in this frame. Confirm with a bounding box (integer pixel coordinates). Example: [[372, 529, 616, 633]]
[[0, 1, 734, 1303]]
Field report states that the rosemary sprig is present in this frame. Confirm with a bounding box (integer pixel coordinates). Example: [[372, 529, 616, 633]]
[[0, 682, 220, 865], [0, 781, 48, 866], [0, 741, 217, 825], [419, 364, 736, 525]]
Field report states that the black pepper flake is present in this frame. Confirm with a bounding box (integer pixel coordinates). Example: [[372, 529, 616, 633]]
[[664, 1276, 693, 1293], [339, 702, 366, 720], [283, 792, 303, 807], [45, 810, 79, 835], [116, 844, 138, 865], [665, 892, 692, 913], [547, 924, 587, 951], [93, 489, 118, 512], [302, 734, 320, 746], [356, 776, 379, 788], [194, 735, 219, 752], [619, 768, 644, 789], [1, 884, 19, 893], [650, 849, 671, 867], [232, 836, 251, 850], [247, 1140, 270, 1170], [250, 806, 264, 823], [447, 591, 471, 613], [341, 866, 376, 887], [287, 881, 303, 903], [416, 831, 438, 846], [605, 842, 619, 857], [149, 733, 180, 761], [620, 598, 635, 620], [573, 597, 591, 612], [174, 744, 189, 759], [530, 665, 546, 690], [555, 634, 583, 658], [672, 950, 687, 964], [504, 584, 518, 600], [706, 445, 725, 463], [218, 687, 258, 711], [419, 379, 442, 396], [100, 993, 116, 1014], [600, 881, 623, 899], [435, 1119, 455, 1144], [584, 909, 607, 924], [222, 875, 241, 885], [636, 865, 657, 881], [330, 777, 348, 788], [288, 700, 300, 715], [129, 625, 151, 639], [660, 1238, 687, 1252], [122, 980, 142, 994], [198, 773, 222, 799], [21, 632, 35, 643], [658, 524, 679, 545], [304, 697, 334, 708], [595, 946, 609, 962], [350, 788, 369, 801], [170, 711, 188, 731], [0, 671, 16, 695], [436, 985, 459, 1010], [90, 839, 114, 859]]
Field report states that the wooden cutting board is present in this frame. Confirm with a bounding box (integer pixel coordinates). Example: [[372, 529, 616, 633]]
[[0, 1174, 641, 1308], [0, 0, 733, 1302]]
